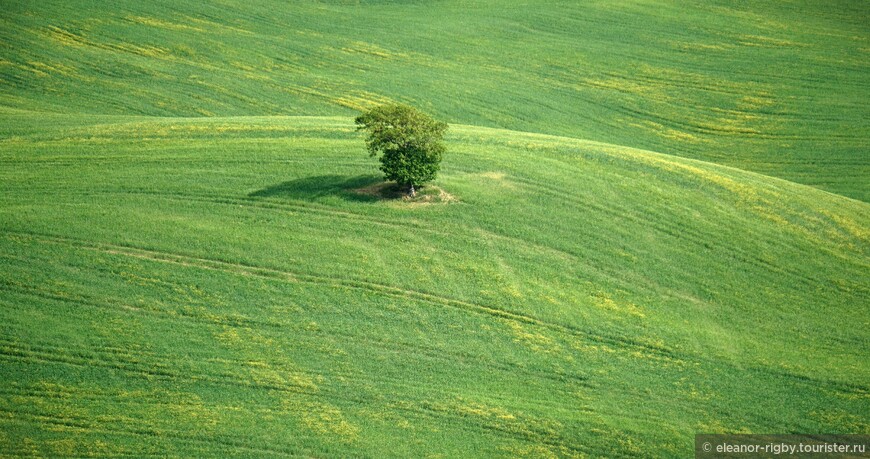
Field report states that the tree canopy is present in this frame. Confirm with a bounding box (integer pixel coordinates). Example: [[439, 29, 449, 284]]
[[355, 103, 447, 196]]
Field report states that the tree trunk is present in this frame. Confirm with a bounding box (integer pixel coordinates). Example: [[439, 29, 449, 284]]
[[409, 184, 416, 197]]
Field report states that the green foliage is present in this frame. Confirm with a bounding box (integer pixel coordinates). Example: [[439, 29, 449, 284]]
[[355, 104, 447, 193]]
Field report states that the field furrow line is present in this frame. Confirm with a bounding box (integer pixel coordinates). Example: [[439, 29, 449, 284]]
[[0, 283, 592, 392], [110, 188, 435, 231], [0, 337, 322, 398], [94, 249, 680, 360], [0, 229, 683, 359], [0, 408, 306, 457], [13, 168, 836, 296], [0, 407, 95, 431], [0, 279, 287, 332], [107, 188, 599, 267], [502, 174, 859, 294], [1, 341, 550, 445], [0, 341, 185, 381], [296, 327, 593, 389], [398, 401, 590, 456]]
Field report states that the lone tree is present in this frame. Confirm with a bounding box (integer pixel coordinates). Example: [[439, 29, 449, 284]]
[[355, 103, 447, 197]]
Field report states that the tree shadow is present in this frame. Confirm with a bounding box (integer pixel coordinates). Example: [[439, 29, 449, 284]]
[[248, 174, 386, 203]]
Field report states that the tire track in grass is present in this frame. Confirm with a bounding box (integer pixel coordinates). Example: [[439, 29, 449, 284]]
[[1, 393, 589, 457], [11, 223, 832, 402], [0, 409, 307, 457], [0, 337, 321, 397], [0, 285, 593, 394], [109, 188, 605, 273], [12, 141, 856, 295], [8, 176, 863, 321], [319, 330, 594, 388], [0, 229, 679, 359], [105, 188, 602, 272], [502, 172, 864, 295], [0, 335, 405, 428], [5, 330, 836, 456], [447, 157, 789, 267], [392, 400, 591, 458], [0, 351, 593, 432], [5, 246, 852, 452], [107, 183, 779, 302], [0, 338, 594, 453], [0, 278, 282, 331], [115, 188, 436, 232], [3, 183, 666, 303], [0, 229, 536, 322], [0, 266, 593, 392], [6, 183, 727, 293], [0, 354, 592, 441]]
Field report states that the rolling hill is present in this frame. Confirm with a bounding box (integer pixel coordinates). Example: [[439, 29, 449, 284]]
[[1, 113, 867, 456], [1, 0, 867, 200], [0, 0, 868, 457]]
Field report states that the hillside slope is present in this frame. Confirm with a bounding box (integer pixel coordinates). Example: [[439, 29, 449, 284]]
[[0, 113, 867, 456], [0, 0, 867, 200]]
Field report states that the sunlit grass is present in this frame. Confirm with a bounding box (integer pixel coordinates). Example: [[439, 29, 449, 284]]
[[0, 1, 866, 199], [0, 114, 867, 456]]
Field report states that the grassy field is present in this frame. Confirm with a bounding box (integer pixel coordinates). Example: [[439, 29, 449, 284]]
[[0, 0, 867, 200], [1, 0, 869, 457], [0, 113, 867, 456]]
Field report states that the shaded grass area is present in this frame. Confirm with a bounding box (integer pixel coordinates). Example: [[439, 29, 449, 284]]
[[248, 174, 458, 205], [0, 0, 867, 199], [0, 114, 867, 456], [250, 174, 384, 203]]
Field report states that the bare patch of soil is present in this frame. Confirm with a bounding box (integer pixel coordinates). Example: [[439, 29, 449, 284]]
[[353, 182, 458, 205]]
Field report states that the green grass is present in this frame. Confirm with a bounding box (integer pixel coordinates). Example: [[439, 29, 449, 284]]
[[1, 0, 869, 457], [0, 0, 867, 200], [0, 113, 867, 456]]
